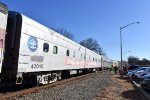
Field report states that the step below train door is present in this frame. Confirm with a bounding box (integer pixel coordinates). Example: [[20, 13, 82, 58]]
[[0, 3, 8, 73]]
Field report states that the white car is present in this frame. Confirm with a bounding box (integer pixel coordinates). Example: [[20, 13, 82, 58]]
[[134, 67, 150, 78], [127, 67, 148, 77]]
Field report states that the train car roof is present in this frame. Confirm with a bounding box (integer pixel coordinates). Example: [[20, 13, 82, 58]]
[[21, 14, 101, 57]]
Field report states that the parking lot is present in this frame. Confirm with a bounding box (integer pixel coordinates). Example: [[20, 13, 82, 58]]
[[127, 66, 150, 92]]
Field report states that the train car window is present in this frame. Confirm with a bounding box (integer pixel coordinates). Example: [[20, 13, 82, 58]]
[[84, 55, 86, 59], [95, 58, 97, 62], [43, 43, 49, 52], [66, 50, 70, 56], [93, 58, 94, 61], [73, 51, 76, 57], [80, 54, 82, 59], [53, 46, 58, 54], [89, 56, 90, 60]]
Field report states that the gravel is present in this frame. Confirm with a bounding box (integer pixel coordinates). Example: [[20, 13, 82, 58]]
[[10, 72, 112, 100]]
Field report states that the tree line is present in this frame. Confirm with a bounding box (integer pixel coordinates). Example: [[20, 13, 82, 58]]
[[128, 56, 150, 66]]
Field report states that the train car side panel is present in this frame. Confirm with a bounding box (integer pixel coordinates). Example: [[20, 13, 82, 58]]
[[0, 2, 8, 73], [17, 15, 102, 73]]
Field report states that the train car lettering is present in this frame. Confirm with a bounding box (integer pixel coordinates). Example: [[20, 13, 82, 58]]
[[31, 64, 43, 69]]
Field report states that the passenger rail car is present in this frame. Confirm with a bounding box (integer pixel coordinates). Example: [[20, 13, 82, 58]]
[[0, 2, 8, 74], [1, 11, 102, 85]]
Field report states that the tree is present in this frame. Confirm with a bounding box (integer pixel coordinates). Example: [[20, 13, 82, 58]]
[[127, 56, 150, 65], [140, 58, 150, 65], [52, 27, 74, 40], [127, 56, 140, 65], [80, 38, 105, 55]]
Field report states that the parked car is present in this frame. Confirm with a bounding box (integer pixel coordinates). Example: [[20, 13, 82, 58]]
[[127, 67, 148, 78], [127, 65, 140, 71], [141, 74, 150, 90], [134, 67, 150, 79]]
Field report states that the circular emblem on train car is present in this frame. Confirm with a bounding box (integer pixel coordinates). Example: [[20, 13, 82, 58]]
[[27, 36, 38, 52]]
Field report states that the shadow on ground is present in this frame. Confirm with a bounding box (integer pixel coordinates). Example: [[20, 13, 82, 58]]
[[121, 89, 147, 100], [0, 84, 34, 93]]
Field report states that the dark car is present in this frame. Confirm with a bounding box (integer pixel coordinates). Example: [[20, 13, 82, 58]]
[[141, 74, 150, 90], [127, 65, 140, 71]]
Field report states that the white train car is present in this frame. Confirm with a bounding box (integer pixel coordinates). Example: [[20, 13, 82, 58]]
[[101, 56, 113, 70], [0, 2, 8, 73], [2, 11, 102, 85], [113, 60, 119, 67]]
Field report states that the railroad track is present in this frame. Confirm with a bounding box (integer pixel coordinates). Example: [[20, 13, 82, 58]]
[[0, 72, 101, 100]]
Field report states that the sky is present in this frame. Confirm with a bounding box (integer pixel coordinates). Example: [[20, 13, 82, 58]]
[[0, 0, 150, 61]]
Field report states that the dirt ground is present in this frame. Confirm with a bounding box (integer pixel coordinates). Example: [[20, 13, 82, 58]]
[[95, 74, 147, 100]]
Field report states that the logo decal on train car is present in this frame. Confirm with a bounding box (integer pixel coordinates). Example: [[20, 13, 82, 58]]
[[27, 36, 38, 52]]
